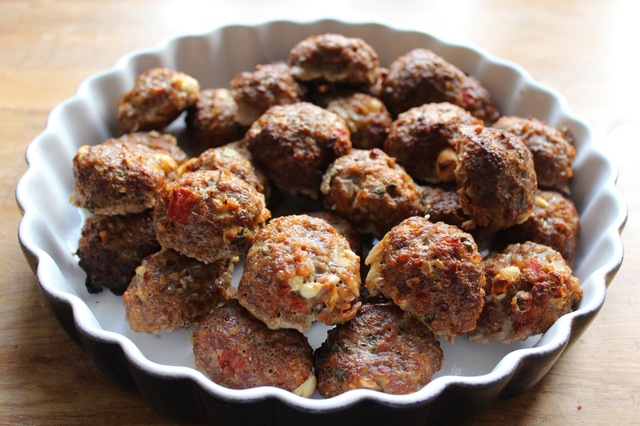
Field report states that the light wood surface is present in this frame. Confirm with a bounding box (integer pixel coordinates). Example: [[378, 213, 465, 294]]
[[2, 0, 639, 424]]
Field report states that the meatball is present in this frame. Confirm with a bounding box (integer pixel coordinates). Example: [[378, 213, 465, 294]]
[[76, 210, 160, 294], [72, 140, 180, 215], [106, 131, 188, 164], [185, 88, 245, 153], [380, 48, 499, 122], [123, 248, 234, 333], [454, 126, 537, 231], [314, 303, 443, 397], [365, 216, 486, 340], [468, 241, 583, 343], [237, 215, 361, 332], [492, 116, 576, 193], [177, 141, 269, 196], [287, 33, 380, 87], [419, 184, 497, 253], [231, 62, 305, 126], [245, 102, 351, 199], [325, 92, 392, 149], [321, 148, 422, 238], [154, 169, 270, 264], [192, 301, 316, 396], [117, 67, 200, 133], [503, 190, 580, 263], [384, 102, 483, 184], [306, 210, 362, 255], [420, 184, 466, 227]]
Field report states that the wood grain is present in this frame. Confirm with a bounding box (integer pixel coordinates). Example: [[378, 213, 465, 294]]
[[2, 0, 639, 424]]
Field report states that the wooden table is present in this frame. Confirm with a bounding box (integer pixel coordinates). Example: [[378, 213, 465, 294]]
[[2, 0, 638, 424]]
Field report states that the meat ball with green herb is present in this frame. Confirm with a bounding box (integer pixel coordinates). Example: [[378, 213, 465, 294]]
[[314, 303, 443, 397], [365, 216, 486, 340], [245, 102, 351, 200], [492, 116, 575, 193], [154, 169, 270, 264], [192, 301, 316, 396], [381, 48, 499, 122], [454, 126, 537, 231], [237, 214, 361, 332], [123, 248, 235, 333], [321, 148, 421, 238], [76, 210, 160, 295], [117, 67, 200, 133], [72, 138, 181, 215], [185, 88, 245, 153], [469, 241, 582, 343], [231, 62, 305, 126]]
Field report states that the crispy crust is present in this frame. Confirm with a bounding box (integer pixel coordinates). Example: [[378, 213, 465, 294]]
[[117, 67, 200, 133], [237, 214, 361, 332], [454, 126, 537, 231], [154, 169, 270, 264], [288, 33, 380, 87], [192, 301, 314, 393], [245, 102, 352, 199], [177, 141, 269, 196], [502, 190, 580, 263], [321, 148, 421, 237], [185, 88, 245, 152], [469, 241, 582, 343], [314, 303, 443, 397], [72, 140, 179, 215], [231, 62, 304, 126], [123, 248, 234, 333], [381, 48, 499, 122], [493, 116, 575, 193], [326, 92, 391, 150], [384, 102, 482, 184], [365, 216, 486, 340], [77, 210, 160, 294]]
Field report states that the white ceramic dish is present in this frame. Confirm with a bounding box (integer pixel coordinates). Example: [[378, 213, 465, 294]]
[[17, 20, 626, 425]]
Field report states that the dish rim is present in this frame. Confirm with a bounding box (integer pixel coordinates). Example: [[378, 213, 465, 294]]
[[16, 17, 627, 417]]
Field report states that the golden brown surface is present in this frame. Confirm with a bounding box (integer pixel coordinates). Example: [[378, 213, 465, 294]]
[[2, 0, 639, 424]]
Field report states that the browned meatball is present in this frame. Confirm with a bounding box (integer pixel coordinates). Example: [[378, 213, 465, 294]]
[[365, 216, 486, 340], [237, 215, 361, 332], [420, 184, 466, 227], [314, 303, 443, 397], [454, 126, 537, 231], [380, 49, 499, 122], [154, 169, 270, 264], [231, 62, 305, 126], [185, 88, 245, 153], [306, 210, 362, 255], [321, 148, 422, 238], [117, 67, 200, 133], [468, 241, 582, 343], [287, 33, 380, 87], [177, 141, 269, 196], [123, 248, 234, 333], [106, 131, 188, 164], [419, 184, 496, 253], [245, 102, 351, 199], [72, 140, 180, 215], [192, 301, 316, 396], [492, 116, 576, 193], [77, 210, 160, 294], [384, 102, 483, 183], [503, 190, 580, 263], [325, 92, 392, 149]]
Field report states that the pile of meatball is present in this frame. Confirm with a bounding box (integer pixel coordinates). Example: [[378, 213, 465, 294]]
[[71, 33, 583, 398]]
